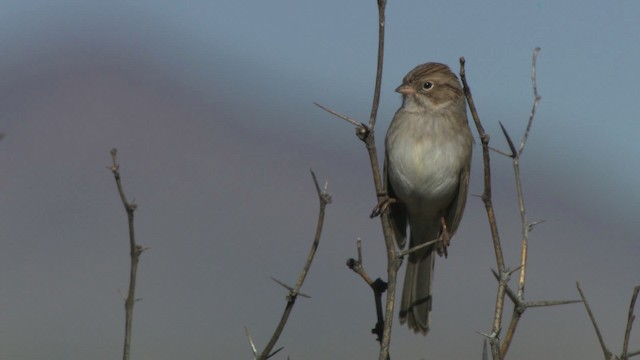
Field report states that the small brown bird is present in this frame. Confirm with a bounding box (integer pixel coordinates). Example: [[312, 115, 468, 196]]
[[385, 62, 473, 335]]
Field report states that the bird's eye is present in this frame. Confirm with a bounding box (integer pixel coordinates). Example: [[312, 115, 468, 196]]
[[422, 82, 434, 90]]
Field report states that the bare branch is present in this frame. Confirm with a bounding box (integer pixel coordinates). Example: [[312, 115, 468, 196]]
[[396, 238, 439, 258], [367, 0, 387, 130], [519, 47, 541, 156], [316, 2, 399, 357], [256, 171, 331, 360], [622, 286, 640, 359], [577, 282, 613, 360], [367, 2, 404, 358], [524, 299, 583, 307], [110, 148, 144, 360], [500, 48, 546, 359], [460, 56, 507, 360], [346, 239, 374, 286], [346, 240, 388, 345]]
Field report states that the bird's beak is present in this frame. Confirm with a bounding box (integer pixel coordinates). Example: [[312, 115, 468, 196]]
[[395, 84, 415, 95]]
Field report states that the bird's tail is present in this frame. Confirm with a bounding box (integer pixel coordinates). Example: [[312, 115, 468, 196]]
[[399, 243, 435, 335]]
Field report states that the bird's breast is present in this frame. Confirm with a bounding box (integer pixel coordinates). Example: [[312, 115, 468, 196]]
[[386, 112, 469, 207]]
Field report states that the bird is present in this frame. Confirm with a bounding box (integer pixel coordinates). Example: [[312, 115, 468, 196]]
[[384, 62, 473, 335]]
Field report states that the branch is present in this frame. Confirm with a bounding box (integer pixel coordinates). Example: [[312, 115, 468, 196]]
[[519, 47, 541, 156], [368, 3, 404, 359], [577, 282, 613, 360], [461, 48, 565, 360], [316, 1, 398, 359], [499, 48, 544, 358], [110, 148, 145, 360], [255, 170, 331, 360], [459, 57, 507, 360], [346, 240, 388, 345], [622, 286, 640, 360]]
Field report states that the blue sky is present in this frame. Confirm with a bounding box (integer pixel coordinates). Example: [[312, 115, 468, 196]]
[[1, 1, 639, 359]]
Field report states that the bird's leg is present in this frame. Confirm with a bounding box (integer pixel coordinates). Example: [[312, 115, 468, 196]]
[[436, 216, 450, 258], [369, 193, 397, 218]]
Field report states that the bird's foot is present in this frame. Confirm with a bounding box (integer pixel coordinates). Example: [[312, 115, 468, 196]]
[[369, 194, 396, 218], [436, 217, 450, 257]]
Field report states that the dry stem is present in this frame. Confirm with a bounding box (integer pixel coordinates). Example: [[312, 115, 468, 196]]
[[315, 0, 398, 359], [110, 148, 145, 360], [254, 170, 331, 360], [459, 57, 507, 360]]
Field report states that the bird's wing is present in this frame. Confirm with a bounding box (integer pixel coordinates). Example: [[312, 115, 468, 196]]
[[384, 152, 408, 248], [444, 165, 470, 237]]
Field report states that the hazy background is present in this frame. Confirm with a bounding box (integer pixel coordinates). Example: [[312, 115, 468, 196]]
[[1, 1, 639, 359]]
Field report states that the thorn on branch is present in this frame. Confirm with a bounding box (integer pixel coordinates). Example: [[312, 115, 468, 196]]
[[489, 146, 513, 158], [527, 219, 545, 232], [270, 277, 310, 299], [509, 266, 523, 276], [499, 121, 517, 158], [477, 329, 501, 345], [266, 347, 284, 359], [313, 102, 362, 128]]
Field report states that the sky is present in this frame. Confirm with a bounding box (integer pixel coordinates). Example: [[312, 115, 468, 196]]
[[0, 1, 639, 359]]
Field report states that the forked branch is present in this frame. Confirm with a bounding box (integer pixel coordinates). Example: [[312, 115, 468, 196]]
[[577, 283, 640, 360]]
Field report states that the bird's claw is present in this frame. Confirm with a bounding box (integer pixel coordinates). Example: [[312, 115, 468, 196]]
[[436, 217, 450, 257], [370, 195, 396, 218]]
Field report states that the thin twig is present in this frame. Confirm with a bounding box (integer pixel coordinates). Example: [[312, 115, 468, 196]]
[[515, 47, 541, 300], [346, 240, 388, 345], [256, 170, 331, 360], [519, 47, 541, 156], [346, 239, 374, 286], [498, 48, 544, 359], [319, 0, 398, 357], [368, 0, 386, 130], [622, 286, 640, 359], [110, 148, 144, 360], [524, 299, 583, 308], [577, 282, 613, 360], [365, 2, 401, 359], [396, 238, 439, 258]]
